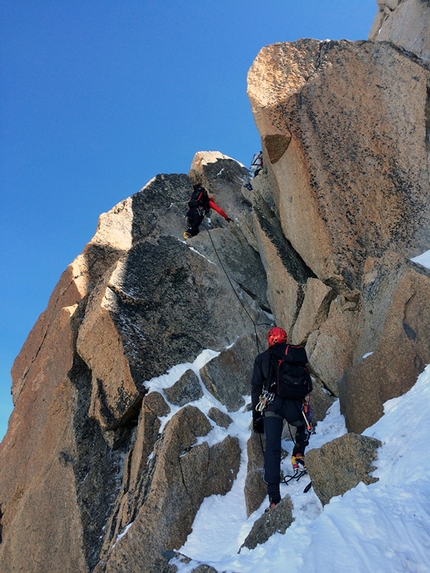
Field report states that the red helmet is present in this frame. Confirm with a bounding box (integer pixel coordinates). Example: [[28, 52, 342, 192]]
[[267, 326, 287, 346]]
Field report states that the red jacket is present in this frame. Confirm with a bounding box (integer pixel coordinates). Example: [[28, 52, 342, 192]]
[[209, 197, 230, 220]]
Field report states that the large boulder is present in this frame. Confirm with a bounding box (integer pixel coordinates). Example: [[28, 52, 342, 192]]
[[247, 39, 430, 292], [306, 433, 381, 506]]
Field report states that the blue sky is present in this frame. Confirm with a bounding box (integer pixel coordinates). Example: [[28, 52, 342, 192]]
[[0, 0, 377, 439]]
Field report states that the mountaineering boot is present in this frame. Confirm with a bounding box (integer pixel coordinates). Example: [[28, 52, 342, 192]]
[[183, 231, 192, 239], [264, 498, 279, 513], [291, 454, 305, 471]]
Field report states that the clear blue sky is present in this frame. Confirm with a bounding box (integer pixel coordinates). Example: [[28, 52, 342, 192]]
[[0, 0, 377, 439]]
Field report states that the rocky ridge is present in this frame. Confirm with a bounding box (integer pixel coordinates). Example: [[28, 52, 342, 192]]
[[1, 13, 430, 573]]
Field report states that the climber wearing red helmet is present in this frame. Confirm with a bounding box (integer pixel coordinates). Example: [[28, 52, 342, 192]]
[[251, 326, 312, 511], [267, 326, 287, 347]]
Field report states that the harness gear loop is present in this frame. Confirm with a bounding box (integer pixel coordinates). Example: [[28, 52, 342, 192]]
[[255, 390, 275, 412]]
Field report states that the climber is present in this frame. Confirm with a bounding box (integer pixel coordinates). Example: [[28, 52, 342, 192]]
[[250, 151, 263, 177], [244, 151, 264, 190], [251, 326, 313, 511], [184, 185, 233, 240]]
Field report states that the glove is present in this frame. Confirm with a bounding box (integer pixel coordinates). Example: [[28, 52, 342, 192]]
[[253, 413, 264, 434], [227, 217, 233, 223]]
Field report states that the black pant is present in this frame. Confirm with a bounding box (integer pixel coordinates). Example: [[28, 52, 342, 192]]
[[263, 397, 309, 504], [186, 208, 205, 236]]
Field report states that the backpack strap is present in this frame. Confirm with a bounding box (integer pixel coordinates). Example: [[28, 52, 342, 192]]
[[265, 347, 284, 392], [263, 357, 271, 392]]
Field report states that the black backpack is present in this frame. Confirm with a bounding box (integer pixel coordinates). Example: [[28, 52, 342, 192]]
[[188, 187, 209, 211], [269, 344, 312, 400]]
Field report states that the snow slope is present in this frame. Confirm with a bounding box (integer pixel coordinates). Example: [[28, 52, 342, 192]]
[[162, 363, 430, 573]]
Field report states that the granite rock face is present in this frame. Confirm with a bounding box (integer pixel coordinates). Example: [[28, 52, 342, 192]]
[[93, 407, 241, 573], [248, 39, 430, 291], [339, 263, 430, 433]]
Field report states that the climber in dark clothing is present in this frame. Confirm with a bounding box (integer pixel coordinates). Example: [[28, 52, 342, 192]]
[[251, 327, 312, 509], [184, 185, 232, 239]]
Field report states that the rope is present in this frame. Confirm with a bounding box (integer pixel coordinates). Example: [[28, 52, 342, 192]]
[[201, 220, 271, 354], [199, 218, 272, 459], [281, 469, 308, 485]]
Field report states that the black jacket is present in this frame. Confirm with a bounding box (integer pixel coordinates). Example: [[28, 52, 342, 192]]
[[251, 342, 312, 412]]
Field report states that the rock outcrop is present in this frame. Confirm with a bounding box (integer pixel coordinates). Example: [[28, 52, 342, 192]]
[[239, 495, 294, 551], [305, 433, 382, 506], [248, 39, 430, 288], [1, 9, 430, 572], [94, 407, 241, 573], [244, 432, 266, 516]]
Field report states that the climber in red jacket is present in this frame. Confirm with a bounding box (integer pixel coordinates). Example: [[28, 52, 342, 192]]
[[184, 185, 233, 239]]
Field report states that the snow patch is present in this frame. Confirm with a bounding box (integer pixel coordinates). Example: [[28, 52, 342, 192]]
[[187, 246, 216, 265], [410, 249, 430, 270], [112, 521, 134, 550]]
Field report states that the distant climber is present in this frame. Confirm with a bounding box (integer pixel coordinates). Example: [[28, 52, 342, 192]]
[[184, 185, 232, 239], [244, 151, 264, 190], [251, 326, 313, 511], [250, 151, 263, 177]]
